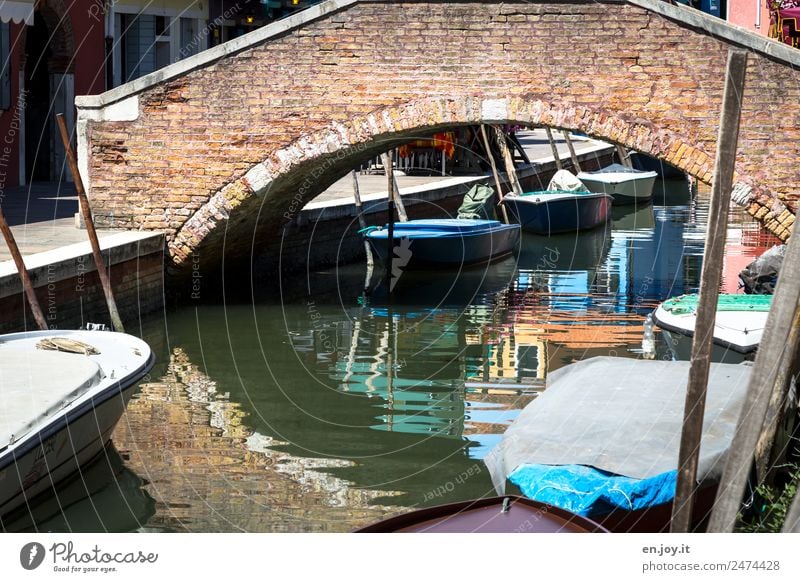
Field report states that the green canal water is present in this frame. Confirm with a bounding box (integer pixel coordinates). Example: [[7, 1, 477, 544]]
[[8, 179, 781, 532]]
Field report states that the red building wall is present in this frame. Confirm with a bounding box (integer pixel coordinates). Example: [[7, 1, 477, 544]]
[[0, 22, 26, 192]]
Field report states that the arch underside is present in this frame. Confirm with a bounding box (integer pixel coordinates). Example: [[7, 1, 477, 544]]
[[170, 96, 774, 268]]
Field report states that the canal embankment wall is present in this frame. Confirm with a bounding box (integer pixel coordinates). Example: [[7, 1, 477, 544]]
[[0, 232, 165, 333]]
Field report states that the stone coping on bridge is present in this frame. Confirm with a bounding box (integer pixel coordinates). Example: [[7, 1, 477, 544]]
[[0, 231, 165, 300], [74, 0, 800, 115]]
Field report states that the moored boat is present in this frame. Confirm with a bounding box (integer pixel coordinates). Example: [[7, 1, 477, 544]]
[[652, 293, 772, 363], [0, 329, 154, 518], [502, 191, 612, 235], [356, 495, 608, 533], [484, 357, 752, 532], [364, 219, 520, 268], [577, 163, 658, 204]]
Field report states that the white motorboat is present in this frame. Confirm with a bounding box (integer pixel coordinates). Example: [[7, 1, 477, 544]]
[[577, 163, 658, 204], [0, 329, 154, 518], [652, 293, 771, 362]]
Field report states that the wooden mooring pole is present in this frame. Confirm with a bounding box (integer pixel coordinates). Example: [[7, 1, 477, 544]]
[[562, 130, 582, 172], [0, 208, 48, 330], [351, 170, 374, 291], [479, 125, 510, 224], [544, 127, 563, 171], [56, 113, 125, 333], [708, 223, 800, 532], [492, 125, 524, 196], [670, 49, 748, 533], [380, 152, 408, 222]]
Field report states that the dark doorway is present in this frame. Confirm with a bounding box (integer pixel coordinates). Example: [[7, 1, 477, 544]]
[[25, 13, 52, 182]]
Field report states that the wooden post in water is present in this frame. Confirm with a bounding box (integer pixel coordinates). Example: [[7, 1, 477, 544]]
[[708, 222, 800, 532], [479, 125, 510, 224], [56, 113, 125, 333], [670, 49, 748, 533], [754, 305, 800, 483], [492, 125, 524, 196], [381, 152, 408, 222], [615, 144, 632, 168], [562, 130, 582, 173], [351, 170, 374, 289], [382, 152, 397, 289], [544, 127, 563, 171], [0, 208, 48, 330]]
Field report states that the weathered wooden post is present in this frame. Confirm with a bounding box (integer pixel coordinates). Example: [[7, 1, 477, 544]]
[[544, 127, 563, 171], [0, 208, 48, 330], [671, 48, 748, 533], [56, 113, 125, 333], [380, 152, 408, 222], [491, 125, 524, 196], [562, 130, 582, 172], [709, 223, 800, 531], [615, 144, 632, 168], [479, 125, 510, 224], [351, 170, 374, 289]]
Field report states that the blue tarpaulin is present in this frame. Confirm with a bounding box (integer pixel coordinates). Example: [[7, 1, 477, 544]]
[[508, 464, 678, 517]]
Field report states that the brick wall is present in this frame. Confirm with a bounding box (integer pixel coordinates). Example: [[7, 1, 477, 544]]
[[80, 1, 800, 270]]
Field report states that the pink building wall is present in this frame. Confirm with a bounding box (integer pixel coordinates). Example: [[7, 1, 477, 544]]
[[727, 0, 772, 35]]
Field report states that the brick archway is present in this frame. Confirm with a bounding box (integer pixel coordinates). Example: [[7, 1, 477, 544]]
[[169, 96, 714, 265]]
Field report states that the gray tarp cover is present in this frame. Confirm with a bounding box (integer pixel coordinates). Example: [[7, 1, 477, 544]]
[[484, 357, 752, 493]]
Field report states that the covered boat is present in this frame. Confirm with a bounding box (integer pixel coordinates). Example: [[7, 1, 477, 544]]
[[653, 293, 772, 363], [0, 330, 154, 518], [364, 219, 520, 268], [577, 163, 658, 204], [356, 495, 608, 533], [484, 357, 751, 532], [501, 169, 612, 235]]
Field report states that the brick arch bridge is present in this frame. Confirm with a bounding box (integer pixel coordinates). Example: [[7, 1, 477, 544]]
[[76, 0, 800, 269]]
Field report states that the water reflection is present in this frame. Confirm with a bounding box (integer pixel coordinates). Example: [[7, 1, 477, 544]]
[[93, 178, 781, 532]]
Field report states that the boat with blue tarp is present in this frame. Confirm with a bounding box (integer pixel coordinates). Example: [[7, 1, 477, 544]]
[[484, 357, 752, 532]]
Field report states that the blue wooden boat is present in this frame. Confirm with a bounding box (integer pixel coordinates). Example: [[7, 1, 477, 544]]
[[364, 219, 520, 268], [502, 190, 612, 235]]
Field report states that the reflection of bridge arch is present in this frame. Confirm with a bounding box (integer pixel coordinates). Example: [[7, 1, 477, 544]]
[[76, 0, 800, 268]]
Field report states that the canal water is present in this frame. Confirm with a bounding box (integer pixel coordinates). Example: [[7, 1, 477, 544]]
[[8, 179, 781, 533]]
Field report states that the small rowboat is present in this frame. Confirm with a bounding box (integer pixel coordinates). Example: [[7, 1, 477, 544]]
[[577, 164, 658, 204], [502, 190, 612, 235], [653, 293, 772, 362], [364, 219, 520, 269], [0, 329, 154, 518], [355, 496, 608, 533]]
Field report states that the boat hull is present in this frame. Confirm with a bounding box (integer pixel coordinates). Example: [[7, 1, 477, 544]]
[[503, 193, 612, 235], [0, 331, 154, 518], [356, 496, 608, 533], [365, 219, 520, 268], [578, 173, 657, 204]]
